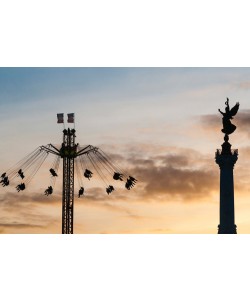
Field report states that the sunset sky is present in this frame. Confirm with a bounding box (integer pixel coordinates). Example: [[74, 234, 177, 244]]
[[3, 2, 250, 300], [1, 67, 250, 233]]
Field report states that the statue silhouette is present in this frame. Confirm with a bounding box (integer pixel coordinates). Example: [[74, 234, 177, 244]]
[[218, 98, 239, 135]]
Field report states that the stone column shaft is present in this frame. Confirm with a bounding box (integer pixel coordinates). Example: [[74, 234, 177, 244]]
[[216, 151, 238, 234]]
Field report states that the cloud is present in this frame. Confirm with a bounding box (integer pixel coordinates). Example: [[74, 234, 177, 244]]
[[0, 221, 45, 234], [199, 114, 220, 130], [0, 190, 62, 232], [199, 109, 250, 137], [82, 187, 120, 201], [1, 141, 246, 207], [0, 191, 61, 208], [77, 187, 143, 218], [0, 222, 43, 228], [234, 110, 250, 135], [130, 157, 218, 201], [238, 81, 250, 89], [81, 145, 224, 202], [85, 146, 219, 202]]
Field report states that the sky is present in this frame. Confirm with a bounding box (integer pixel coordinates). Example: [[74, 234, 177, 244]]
[[2, 2, 250, 300], [1, 67, 250, 233]]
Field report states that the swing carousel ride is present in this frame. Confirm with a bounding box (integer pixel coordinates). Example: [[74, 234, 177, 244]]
[[0, 113, 137, 233]]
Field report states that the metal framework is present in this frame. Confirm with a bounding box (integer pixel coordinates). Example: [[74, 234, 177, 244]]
[[62, 128, 75, 234], [41, 128, 98, 234]]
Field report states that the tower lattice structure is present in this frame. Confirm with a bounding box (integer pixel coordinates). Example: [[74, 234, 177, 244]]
[[42, 128, 98, 234]]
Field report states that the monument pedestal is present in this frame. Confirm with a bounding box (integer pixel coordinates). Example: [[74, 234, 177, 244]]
[[215, 137, 238, 234]]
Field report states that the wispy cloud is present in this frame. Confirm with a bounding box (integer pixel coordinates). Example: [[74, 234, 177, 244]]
[[128, 152, 218, 201], [238, 81, 250, 90], [199, 109, 250, 136], [0, 222, 44, 228], [0, 192, 61, 206]]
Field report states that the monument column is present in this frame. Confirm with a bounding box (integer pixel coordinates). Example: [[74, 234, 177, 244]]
[[216, 98, 239, 234], [215, 136, 238, 234]]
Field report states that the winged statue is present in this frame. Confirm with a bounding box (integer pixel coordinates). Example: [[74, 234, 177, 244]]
[[218, 98, 240, 135]]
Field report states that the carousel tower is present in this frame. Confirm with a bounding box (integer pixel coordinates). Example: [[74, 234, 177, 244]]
[[215, 98, 239, 234]]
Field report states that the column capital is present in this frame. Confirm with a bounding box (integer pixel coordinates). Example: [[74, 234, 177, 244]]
[[215, 151, 238, 169]]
